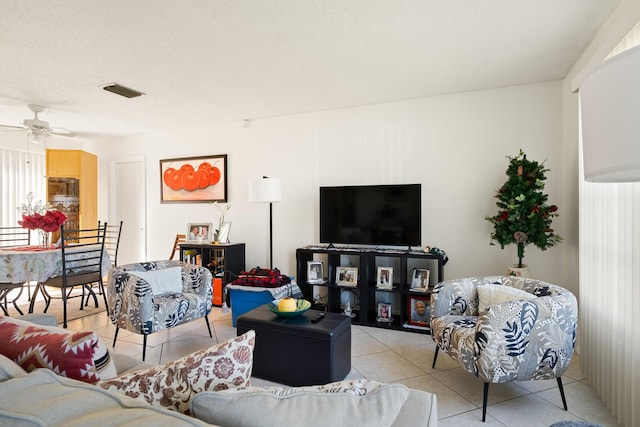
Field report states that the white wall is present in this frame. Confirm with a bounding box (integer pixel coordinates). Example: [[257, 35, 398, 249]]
[[93, 80, 570, 289]]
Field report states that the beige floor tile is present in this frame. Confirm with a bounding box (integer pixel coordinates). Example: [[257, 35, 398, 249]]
[[352, 349, 424, 383], [538, 381, 623, 427], [399, 374, 476, 419], [488, 393, 584, 427], [431, 367, 529, 407], [438, 409, 508, 426], [351, 330, 391, 356]]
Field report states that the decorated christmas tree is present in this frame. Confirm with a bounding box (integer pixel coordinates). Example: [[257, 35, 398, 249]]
[[485, 150, 562, 268]]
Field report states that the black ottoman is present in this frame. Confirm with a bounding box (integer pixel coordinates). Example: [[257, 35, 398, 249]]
[[237, 305, 351, 386]]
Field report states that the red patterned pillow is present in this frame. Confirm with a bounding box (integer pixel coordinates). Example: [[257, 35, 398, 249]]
[[0, 316, 99, 383], [98, 330, 255, 414]]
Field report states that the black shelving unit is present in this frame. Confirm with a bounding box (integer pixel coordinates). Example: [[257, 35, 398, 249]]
[[296, 246, 444, 334], [180, 242, 246, 304]]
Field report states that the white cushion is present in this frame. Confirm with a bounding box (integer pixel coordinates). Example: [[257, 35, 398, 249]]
[[190, 379, 409, 427], [130, 266, 183, 295], [477, 284, 535, 313]]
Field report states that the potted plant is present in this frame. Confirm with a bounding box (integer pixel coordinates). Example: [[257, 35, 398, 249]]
[[485, 150, 562, 274]]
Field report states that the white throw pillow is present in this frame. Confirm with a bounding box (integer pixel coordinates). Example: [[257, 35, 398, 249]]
[[130, 266, 183, 295], [477, 284, 535, 313], [190, 379, 409, 427]]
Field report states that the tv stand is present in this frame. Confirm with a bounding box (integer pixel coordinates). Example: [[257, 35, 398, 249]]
[[296, 246, 445, 334]]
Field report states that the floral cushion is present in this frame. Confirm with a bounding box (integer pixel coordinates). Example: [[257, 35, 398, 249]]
[[0, 315, 99, 383], [98, 330, 255, 414]]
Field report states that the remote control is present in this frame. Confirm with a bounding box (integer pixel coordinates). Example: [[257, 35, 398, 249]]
[[311, 312, 326, 323]]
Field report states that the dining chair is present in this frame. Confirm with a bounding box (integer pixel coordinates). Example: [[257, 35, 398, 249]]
[[100, 220, 123, 267], [84, 220, 123, 306], [0, 226, 31, 315], [169, 233, 186, 260], [31, 223, 108, 328]]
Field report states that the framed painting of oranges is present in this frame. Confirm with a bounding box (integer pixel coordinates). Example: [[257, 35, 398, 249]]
[[160, 154, 227, 203]]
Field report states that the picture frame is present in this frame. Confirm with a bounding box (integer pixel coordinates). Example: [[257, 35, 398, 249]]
[[377, 302, 392, 323], [307, 261, 324, 284], [160, 154, 227, 203], [407, 295, 431, 327], [187, 223, 213, 242], [336, 266, 358, 287], [217, 222, 231, 243], [376, 266, 393, 290], [410, 268, 430, 292]]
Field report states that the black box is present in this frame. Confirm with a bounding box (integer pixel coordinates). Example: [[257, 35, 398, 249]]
[[237, 306, 351, 386]]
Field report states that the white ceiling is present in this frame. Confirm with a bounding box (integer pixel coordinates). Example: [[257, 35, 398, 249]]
[[0, 0, 621, 140]]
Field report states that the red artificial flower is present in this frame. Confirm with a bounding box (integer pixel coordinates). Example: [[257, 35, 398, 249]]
[[549, 205, 558, 213], [19, 210, 67, 232]]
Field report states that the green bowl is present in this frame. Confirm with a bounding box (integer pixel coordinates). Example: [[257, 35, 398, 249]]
[[267, 298, 311, 317]]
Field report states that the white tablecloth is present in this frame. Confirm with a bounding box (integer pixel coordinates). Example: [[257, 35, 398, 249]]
[[0, 245, 112, 284]]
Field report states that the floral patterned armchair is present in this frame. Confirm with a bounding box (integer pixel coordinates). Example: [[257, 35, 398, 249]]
[[430, 275, 577, 422], [107, 260, 213, 360]]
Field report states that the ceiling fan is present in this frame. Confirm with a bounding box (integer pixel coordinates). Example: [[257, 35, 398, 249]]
[[0, 104, 75, 142]]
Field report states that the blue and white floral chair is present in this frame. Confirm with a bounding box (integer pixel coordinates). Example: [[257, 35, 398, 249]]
[[430, 275, 577, 422], [107, 260, 213, 361]]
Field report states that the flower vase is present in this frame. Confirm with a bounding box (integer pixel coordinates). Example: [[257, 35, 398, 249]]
[[38, 230, 51, 248], [507, 263, 532, 278]]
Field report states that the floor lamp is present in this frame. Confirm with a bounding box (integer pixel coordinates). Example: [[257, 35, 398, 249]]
[[249, 176, 282, 269]]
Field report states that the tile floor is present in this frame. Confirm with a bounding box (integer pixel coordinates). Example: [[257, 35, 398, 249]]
[[66, 307, 622, 427]]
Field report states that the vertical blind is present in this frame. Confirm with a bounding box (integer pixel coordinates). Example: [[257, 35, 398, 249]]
[[579, 21, 640, 427], [0, 147, 46, 226]]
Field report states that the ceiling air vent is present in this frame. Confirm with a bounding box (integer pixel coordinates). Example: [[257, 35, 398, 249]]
[[102, 83, 144, 98]]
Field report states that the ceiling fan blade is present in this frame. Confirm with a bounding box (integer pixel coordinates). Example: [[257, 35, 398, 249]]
[[0, 124, 28, 131], [50, 128, 76, 137]]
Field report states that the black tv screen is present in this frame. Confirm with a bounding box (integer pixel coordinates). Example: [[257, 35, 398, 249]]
[[320, 184, 421, 247]]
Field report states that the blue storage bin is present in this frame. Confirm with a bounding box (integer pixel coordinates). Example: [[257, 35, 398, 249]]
[[230, 288, 274, 327]]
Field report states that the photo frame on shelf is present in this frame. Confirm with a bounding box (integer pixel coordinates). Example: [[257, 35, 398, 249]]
[[217, 222, 231, 243], [160, 154, 227, 203], [410, 268, 430, 292], [407, 295, 431, 327], [377, 302, 392, 323], [187, 223, 213, 243], [376, 267, 393, 290], [307, 261, 324, 284], [336, 266, 358, 287]]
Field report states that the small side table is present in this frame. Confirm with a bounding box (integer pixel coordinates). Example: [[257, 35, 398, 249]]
[[237, 305, 351, 386]]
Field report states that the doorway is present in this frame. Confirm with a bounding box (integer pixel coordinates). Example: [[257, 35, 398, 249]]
[[110, 157, 146, 264]]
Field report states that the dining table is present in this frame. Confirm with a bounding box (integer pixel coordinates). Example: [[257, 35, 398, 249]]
[[0, 244, 112, 314]]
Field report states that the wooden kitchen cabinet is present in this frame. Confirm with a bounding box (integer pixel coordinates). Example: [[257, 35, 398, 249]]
[[46, 149, 98, 237]]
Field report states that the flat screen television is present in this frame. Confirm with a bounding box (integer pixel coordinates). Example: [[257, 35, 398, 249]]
[[319, 184, 421, 247]]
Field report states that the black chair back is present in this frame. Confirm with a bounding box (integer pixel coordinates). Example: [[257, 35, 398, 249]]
[[99, 220, 123, 267], [0, 226, 30, 248]]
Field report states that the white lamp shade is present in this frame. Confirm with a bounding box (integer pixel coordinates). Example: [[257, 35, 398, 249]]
[[249, 177, 282, 203], [581, 44, 640, 182]]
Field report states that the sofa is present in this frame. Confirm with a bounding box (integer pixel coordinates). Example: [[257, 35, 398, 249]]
[[0, 315, 438, 426]]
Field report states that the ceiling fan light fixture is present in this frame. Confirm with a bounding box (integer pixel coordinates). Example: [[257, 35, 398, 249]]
[[102, 83, 145, 99], [30, 129, 47, 143]]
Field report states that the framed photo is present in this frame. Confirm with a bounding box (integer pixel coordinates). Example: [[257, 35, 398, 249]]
[[410, 268, 430, 292], [377, 302, 392, 323], [217, 222, 231, 243], [160, 154, 227, 203], [376, 267, 393, 290], [307, 261, 324, 284], [408, 295, 431, 327], [336, 266, 358, 287], [187, 223, 213, 242]]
